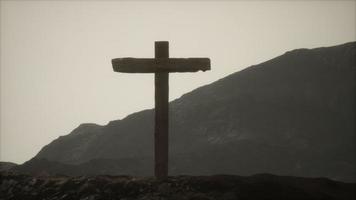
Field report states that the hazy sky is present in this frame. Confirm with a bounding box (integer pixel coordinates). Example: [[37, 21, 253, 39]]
[[1, 0, 355, 164]]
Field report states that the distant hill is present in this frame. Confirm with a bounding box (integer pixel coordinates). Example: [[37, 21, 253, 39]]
[[16, 42, 355, 182], [0, 162, 17, 172], [1, 172, 355, 200]]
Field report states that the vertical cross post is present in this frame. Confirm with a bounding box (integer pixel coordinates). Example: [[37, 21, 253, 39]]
[[154, 41, 169, 178]]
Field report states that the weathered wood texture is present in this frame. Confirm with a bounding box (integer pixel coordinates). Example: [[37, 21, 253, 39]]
[[154, 41, 169, 179], [112, 58, 210, 73]]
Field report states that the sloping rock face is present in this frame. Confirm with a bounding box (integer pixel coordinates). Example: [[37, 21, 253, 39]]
[[1, 172, 355, 200], [23, 42, 355, 182]]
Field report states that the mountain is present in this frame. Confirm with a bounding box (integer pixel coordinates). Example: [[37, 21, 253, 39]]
[[18, 42, 355, 182], [1, 172, 355, 200]]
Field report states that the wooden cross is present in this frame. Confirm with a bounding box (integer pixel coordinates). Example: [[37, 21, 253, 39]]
[[111, 41, 210, 178]]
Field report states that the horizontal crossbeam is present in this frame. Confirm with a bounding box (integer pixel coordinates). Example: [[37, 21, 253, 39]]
[[112, 58, 210, 73]]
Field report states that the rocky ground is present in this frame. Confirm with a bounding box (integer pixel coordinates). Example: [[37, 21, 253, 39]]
[[1, 172, 355, 200]]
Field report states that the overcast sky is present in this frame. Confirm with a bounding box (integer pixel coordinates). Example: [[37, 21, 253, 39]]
[[1, 0, 355, 164]]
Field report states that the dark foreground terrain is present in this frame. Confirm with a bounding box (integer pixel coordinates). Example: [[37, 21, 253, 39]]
[[1, 172, 355, 200]]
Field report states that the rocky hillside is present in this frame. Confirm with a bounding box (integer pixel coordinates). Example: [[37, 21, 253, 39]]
[[1, 172, 355, 200], [19, 42, 355, 182], [0, 162, 17, 172]]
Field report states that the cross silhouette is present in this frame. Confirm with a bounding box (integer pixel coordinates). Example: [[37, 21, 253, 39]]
[[112, 41, 210, 178]]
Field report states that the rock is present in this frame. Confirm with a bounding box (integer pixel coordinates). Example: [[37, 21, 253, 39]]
[[0, 172, 355, 200]]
